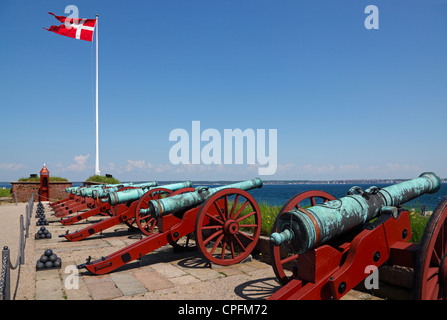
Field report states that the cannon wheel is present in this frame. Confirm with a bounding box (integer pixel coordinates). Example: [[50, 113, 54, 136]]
[[195, 188, 261, 266], [413, 195, 447, 300], [270, 190, 335, 285], [166, 187, 198, 251], [134, 188, 173, 235]]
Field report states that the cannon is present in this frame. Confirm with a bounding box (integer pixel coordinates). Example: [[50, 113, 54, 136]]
[[268, 172, 447, 300], [60, 181, 193, 241], [49, 183, 129, 208], [52, 182, 158, 217], [58, 184, 160, 226], [77, 178, 263, 274], [50, 184, 123, 211], [51, 182, 155, 216]]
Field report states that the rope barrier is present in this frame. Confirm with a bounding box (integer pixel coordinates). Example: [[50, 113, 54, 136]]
[[0, 193, 33, 300]]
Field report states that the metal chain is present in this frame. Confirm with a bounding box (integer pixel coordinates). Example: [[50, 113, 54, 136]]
[[0, 252, 8, 300]]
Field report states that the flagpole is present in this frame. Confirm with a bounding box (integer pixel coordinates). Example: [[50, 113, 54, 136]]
[[95, 14, 100, 176]]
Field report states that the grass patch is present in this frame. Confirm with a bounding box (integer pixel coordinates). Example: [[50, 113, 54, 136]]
[[86, 175, 120, 184], [18, 176, 68, 182], [0, 188, 12, 197]]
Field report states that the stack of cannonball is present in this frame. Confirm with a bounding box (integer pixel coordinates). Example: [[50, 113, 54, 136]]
[[35, 226, 52, 240], [36, 249, 62, 270], [35, 204, 49, 226]]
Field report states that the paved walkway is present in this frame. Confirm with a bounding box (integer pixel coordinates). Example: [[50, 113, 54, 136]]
[[0, 201, 379, 300]]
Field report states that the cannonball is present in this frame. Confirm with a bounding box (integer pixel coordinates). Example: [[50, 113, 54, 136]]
[[46, 233, 52, 239], [36, 261, 45, 270], [53, 259, 61, 268], [44, 261, 53, 268], [36, 221, 41, 226], [38, 230, 43, 235], [40, 255, 48, 263], [48, 254, 57, 262], [34, 233, 40, 240], [43, 229, 49, 234], [44, 249, 53, 256], [40, 226, 46, 231]]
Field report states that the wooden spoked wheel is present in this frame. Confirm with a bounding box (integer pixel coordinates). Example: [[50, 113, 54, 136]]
[[270, 190, 335, 285], [166, 187, 199, 251], [195, 188, 261, 266], [134, 188, 173, 235], [413, 195, 447, 300]]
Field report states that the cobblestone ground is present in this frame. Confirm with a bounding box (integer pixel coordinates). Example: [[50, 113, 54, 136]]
[[1, 201, 381, 301]]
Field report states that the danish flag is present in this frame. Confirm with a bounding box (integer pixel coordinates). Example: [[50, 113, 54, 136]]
[[44, 12, 96, 42]]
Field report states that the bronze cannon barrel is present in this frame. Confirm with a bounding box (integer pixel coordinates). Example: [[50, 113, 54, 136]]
[[270, 172, 441, 254], [105, 181, 192, 206], [144, 178, 263, 218]]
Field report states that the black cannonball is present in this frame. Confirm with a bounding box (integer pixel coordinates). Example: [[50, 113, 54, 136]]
[[48, 254, 57, 262], [40, 255, 48, 263], [36, 221, 41, 226], [38, 230, 43, 235], [53, 259, 61, 268], [46, 233, 51, 239], [43, 229, 49, 234], [34, 233, 40, 240], [36, 261, 45, 270], [44, 261, 53, 268], [40, 226, 46, 231], [44, 249, 53, 256]]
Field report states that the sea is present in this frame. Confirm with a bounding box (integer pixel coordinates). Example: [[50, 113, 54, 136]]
[[3, 181, 446, 211]]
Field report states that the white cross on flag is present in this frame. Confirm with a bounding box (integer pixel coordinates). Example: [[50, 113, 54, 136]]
[[44, 12, 96, 42]]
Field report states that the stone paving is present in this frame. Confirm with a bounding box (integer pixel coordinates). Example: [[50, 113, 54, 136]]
[[2, 201, 380, 300]]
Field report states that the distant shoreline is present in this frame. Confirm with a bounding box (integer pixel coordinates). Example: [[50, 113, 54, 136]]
[[1, 179, 446, 188]]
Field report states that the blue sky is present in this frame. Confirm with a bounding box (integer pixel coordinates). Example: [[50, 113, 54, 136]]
[[0, 1, 446, 181]]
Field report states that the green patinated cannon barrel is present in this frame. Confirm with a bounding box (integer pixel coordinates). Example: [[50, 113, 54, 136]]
[[72, 184, 130, 196], [105, 181, 192, 206], [270, 172, 441, 254], [91, 181, 158, 199], [79, 183, 140, 197], [144, 178, 263, 218]]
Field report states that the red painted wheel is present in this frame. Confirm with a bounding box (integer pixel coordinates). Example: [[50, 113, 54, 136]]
[[195, 188, 261, 266], [270, 190, 335, 285], [413, 195, 447, 300], [134, 188, 173, 235]]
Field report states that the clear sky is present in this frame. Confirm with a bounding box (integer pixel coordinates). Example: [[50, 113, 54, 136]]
[[0, 0, 446, 182]]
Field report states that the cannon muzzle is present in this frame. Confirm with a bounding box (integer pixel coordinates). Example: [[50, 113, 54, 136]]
[[144, 178, 263, 218], [270, 172, 441, 254]]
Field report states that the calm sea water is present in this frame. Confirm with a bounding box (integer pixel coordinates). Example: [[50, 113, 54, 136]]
[[2, 181, 446, 211], [248, 183, 447, 211]]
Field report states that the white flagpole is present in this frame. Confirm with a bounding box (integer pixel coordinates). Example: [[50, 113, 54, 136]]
[[95, 14, 100, 176]]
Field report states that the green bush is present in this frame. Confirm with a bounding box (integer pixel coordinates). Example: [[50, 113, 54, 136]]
[[0, 188, 12, 197], [86, 175, 120, 184]]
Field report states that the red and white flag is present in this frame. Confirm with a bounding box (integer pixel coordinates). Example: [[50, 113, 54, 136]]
[[44, 12, 96, 42]]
